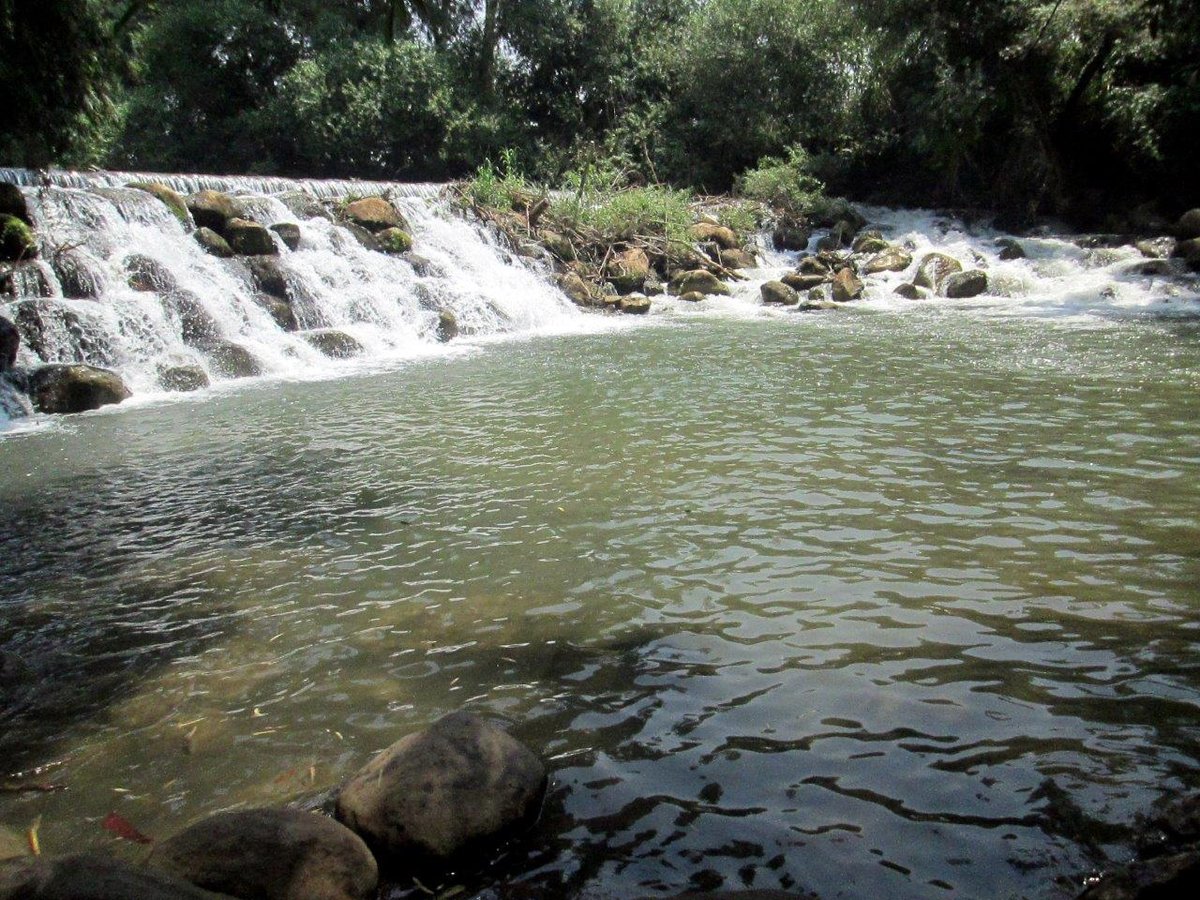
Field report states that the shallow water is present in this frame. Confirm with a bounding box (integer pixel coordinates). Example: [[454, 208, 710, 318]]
[[2, 306, 1199, 898]]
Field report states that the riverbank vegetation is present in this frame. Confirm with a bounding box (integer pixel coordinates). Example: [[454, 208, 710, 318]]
[[2, 1, 1198, 227]]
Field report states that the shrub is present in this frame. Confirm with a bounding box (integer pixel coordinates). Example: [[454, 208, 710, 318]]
[[739, 146, 827, 217]]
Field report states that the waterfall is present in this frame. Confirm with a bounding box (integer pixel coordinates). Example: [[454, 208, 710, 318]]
[[1, 168, 583, 426]]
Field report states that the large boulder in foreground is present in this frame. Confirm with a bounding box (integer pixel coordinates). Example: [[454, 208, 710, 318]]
[[913, 252, 963, 292], [148, 809, 377, 900], [28, 364, 131, 414], [0, 853, 232, 900], [335, 711, 546, 864], [343, 197, 407, 233]]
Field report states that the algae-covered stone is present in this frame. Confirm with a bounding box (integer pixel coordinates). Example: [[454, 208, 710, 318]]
[[851, 231, 889, 255], [863, 247, 912, 274], [226, 218, 278, 256], [335, 711, 546, 862], [271, 222, 302, 251], [344, 197, 406, 233], [28, 364, 131, 414], [148, 808, 377, 900], [760, 280, 799, 306], [944, 269, 988, 298], [376, 227, 413, 254], [0, 214, 37, 261], [130, 182, 191, 227], [195, 227, 235, 258], [913, 252, 963, 291], [302, 329, 363, 359], [0, 183, 29, 223], [187, 191, 244, 233], [831, 267, 864, 302], [672, 270, 729, 296]]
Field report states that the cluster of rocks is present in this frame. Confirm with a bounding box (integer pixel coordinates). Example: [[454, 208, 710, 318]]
[[1, 183, 459, 416], [0, 711, 547, 900]]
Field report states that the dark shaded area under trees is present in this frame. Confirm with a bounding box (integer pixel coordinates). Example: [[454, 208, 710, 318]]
[[1, 0, 1197, 228]]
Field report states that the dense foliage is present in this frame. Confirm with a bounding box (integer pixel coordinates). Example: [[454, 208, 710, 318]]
[[3, 0, 1198, 224]]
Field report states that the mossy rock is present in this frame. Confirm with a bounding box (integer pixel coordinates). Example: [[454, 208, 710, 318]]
[[943, 269, 989, 298], [195, 227, 235, 258], [760, 280, 799, 306], [271, 222, 301, 251], [377, 227, 413, 254], [1, 214, 37, 262], [225, 218, 278, 256], [851, 231, 889, 254], [187, 190, 245, 233], [302, 329, 364, 359], [343, 197, 407, 233], [129, 182, 191, 228], [0, 183, 30, 223]]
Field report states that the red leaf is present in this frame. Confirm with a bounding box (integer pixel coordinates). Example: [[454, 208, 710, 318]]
[[101, 812, 153, 845]]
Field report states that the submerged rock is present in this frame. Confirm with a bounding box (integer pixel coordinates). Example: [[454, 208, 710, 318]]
[[129, 182, 191, 227], [0, 853, 232, 900], [335, 710, 546, 863], [279, 192, 331, 222], [195, 227, 235, 258], [831, 267, 864, 302], [760, 280, 799, 306], [166, 289, 222, 348], [158, 364, 210, 392], [51, 248, 104, 299], [913, 252, 963, 292], [672, 270, 729, 296], [271, 222, 302, 251], [225, 218, 278, 256], [1, 316, 18, 372], [343, 197, 407, 233], [147, 808, 377, 900], [28, 364, 131, 414], [343, 223, 381, 253], [1135, 237, 1175, 259], [187, 191, 245, 233], [679, 291, 706, 303], [944, 269, 989, 298], [302, 329, 363, 359], [893, 283, 928, 300], [243, 257, 290, 300]]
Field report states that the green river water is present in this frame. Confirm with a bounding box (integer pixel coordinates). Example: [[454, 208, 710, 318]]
[[2, 308, 1199, 898]]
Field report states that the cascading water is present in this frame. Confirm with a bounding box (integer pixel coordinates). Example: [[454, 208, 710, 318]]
[[0, 168, 584, 429]]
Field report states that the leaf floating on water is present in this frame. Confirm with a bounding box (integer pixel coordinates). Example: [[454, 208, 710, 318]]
[[27, 816, 41, 856], [101, 811, 153, 845]]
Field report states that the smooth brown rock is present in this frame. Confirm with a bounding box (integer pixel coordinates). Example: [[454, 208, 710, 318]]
[[760, 280, 799, 306], [781, 273, 826, 292], [335, 711, 546, 863], [671, 270, 729, 296], [343, 197, 406, 233], [195, 227, 235, 258], [187, 191, 244, 233], [148, 809, 376, 900], [893, 282, 928, 300], [831, 267, 864, 302], [913, 252, 963, 291], [556, 272, 598, 307], [609, 247, 651, 293], [28, 364, 130, 414], [944, 269, 989, 298], [679, 291, 706, 303], [691, 223, 739, 250], [863, 247, 912, 274], [618, 295, 651, 314], [225, 219, 278, 256], [0, 853, 232, 900], [718, 248, 757, 269]]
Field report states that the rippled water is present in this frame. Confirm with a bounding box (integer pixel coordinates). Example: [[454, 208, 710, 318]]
[[2, 310, 1200, 898]]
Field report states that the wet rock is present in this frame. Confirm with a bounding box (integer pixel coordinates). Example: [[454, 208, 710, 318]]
[[0, 852, 233, 900], [279, 192, 331, 222], [851, 230, 889, 254], [996, 237, 1027, 260], [1078, 849, 1200, 899], [343, 223, 381, 253], [187, 191, 245, 233], [129, 182, 191, 227], [207, 340, 263, 379], [913, 252, 963, 292], [718, 248, 756, 269], [893, 283, 928, 300], [1, 214, 37, 262], [831, 267, 864, 302], [1129, 259, 1177, 277], [760, 280, 799, 306], [28, 364, 131, 414], [51, 249, 103, 299], [816, 219, 858, 252], [255, 296, 297, 331], [618, 295, 651, 314], [12, 299, 102, 361], [655, 891, 818, 900], [158, 364, 210, 392], [671, 270, 730, 296], [797, 256, 830, 276], [401, 253, 440, 277], [271, 223, 301, 251], [377, 227, 413, 255], [679, 291, 706, 303], [944, 269, 989, 298], [243, 257, 289, 300], [781, 273, 827, 291], [1, 316, 18, 372], [540, 231, 576, 261], [436, 309, 458, 342], [165, 290, 222, 348], [863, 247, 912, 274], [556, 272, 598, 307], [302, 329, 363, 359], [771, 222, 811, 251], [225, 219, 278, 256], [343, 197, 407, 233], [610, 248, 651, 293], [125, 254, 178, 293], [1176, 209, 1200, 241], [1136, 237, 1175, 259], [0, 183, 29, 223], [335, 710, 546, 863], [148, 808, 377, 900], [195, 227, 235, 258], [691, 223, 739, 250], [1171, 238, 1200, 271], [644, 274, 665, 295]]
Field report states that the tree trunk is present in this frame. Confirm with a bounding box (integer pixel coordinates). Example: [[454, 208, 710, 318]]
[[478, 0, 504, 99]]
